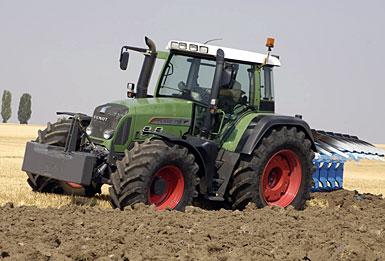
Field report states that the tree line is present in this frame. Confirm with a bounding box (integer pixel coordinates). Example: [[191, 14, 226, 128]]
[[1, 90, 32, 124]]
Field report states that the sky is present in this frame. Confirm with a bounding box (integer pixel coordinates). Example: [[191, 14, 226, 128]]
[[0, 0, 385, 143]]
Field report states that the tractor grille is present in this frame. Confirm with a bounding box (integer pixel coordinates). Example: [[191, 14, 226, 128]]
[[89, 104, 129, 139], [114, 117, 132, 145]]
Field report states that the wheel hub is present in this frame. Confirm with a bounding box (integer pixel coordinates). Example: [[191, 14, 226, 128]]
[[150, 177, 167, 195], [267, 167, 283, 188], [148, 165, 184, 210], [262, 150, 302, 207]]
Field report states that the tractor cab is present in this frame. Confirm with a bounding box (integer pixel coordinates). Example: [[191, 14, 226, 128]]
[[154, 40, 281, 139], [119, 38, 281, 142]]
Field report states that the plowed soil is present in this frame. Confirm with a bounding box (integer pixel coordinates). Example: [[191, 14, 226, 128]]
[[0, 190, 384, 261], [1, 124, 385, 260]]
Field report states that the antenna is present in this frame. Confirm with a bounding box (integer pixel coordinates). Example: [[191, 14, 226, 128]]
[[204, 38, 223, 44]]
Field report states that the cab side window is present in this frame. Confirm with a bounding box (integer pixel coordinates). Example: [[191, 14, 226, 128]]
[[260, 66, 274, 101], [259, 66, 275, 111], [218, 63, 255, 114]]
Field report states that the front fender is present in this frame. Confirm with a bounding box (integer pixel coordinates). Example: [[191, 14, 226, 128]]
[[143, 131, 207, 180]]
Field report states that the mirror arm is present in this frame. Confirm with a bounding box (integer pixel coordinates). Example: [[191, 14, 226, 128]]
[[120, 46, 147, 55]]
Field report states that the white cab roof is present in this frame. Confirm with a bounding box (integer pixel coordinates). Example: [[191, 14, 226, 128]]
[[166, 40, 281, 67]]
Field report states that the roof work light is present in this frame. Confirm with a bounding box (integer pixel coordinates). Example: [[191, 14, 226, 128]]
[[261, 37, 275, 67]]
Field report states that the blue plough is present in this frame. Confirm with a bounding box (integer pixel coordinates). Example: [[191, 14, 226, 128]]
[[310, 130, 385, 192]]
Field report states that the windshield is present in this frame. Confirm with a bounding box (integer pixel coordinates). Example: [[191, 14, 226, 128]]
[[158, 54, 216, 104]]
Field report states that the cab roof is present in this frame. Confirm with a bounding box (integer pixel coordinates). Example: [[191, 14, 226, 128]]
[[166, 40, 281, 67]]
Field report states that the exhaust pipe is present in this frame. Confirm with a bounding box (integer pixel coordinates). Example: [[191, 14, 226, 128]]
[[136, 37, 157, 98]]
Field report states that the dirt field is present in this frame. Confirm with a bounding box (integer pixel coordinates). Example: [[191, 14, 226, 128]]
[[0, 123, 385, 260]]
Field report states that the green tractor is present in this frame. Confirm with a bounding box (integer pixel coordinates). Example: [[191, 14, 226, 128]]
[[22, 37, 317, 210]]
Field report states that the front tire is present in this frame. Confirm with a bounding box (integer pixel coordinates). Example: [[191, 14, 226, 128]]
[[229, 126, 315, 210], [109, 140, 200, 211]]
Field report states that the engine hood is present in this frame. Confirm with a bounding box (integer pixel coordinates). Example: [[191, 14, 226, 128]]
[[109, 97, 194, 129], [110, 97, 194, 110], [89, 97, 194, 152]]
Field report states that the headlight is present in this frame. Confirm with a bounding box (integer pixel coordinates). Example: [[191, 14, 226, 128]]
[[200, 46, 208, 53], [103, 129, 115, 139], [86, 126, 93, 135], [179, 42, 187, 50], [170, 41, 179, 49], [189, 44, 198, 52]]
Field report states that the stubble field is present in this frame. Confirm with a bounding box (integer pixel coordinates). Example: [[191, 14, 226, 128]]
[[0, 123, 384, 260]]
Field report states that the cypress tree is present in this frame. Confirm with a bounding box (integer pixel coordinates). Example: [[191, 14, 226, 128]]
[[17, 93, 32, 124], [1, 90, 12, 123]]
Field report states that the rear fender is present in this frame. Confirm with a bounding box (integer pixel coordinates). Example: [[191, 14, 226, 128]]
[[236, 115, 316, 155]]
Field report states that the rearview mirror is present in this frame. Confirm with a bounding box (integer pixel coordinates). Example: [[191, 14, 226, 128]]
[[120, 51, 129, 70]]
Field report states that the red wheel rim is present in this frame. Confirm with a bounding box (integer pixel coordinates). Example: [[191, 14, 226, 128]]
[[148, 165, 184, 210], [66, 182, 83, 189], [261, 150, 302, 207]]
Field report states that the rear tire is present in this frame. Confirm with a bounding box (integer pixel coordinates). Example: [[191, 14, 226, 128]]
[[26, 119, 100, 197], [229, 126, 315, 210], [109, 139, 200, 211]]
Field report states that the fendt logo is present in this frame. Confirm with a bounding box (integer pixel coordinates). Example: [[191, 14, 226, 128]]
[[93, 115, 108, 122]]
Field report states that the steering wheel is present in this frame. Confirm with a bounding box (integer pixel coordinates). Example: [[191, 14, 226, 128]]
[[192, 86, 211, 103], [178, 81, 210, 103]]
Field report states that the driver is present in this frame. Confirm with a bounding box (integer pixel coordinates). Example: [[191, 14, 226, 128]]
[[218, 80, 246, 114], [178, 80, 211, 103]]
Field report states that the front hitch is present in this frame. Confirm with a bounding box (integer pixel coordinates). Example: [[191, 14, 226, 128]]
[[62, 114, 97, 152]]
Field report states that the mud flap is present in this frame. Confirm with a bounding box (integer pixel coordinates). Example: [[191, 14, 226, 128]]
[[22, 142, 97, 186]]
